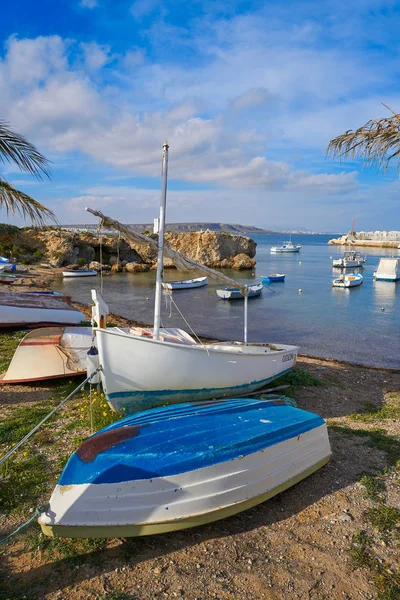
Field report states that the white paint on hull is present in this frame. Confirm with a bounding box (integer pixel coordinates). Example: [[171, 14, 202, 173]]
[[39, 424, 330, 530]]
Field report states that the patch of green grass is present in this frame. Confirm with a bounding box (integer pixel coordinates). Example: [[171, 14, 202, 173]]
[[366, 506, 400, 533], [360, 475, 386, 502], [0, 405, 53, 445], [349, 530, 375, 569], [329, 425, 400, 468], [271, 367, 328, 391], [24, 529, 108, 564], [0, 453, 48, 513], [99, 593, 138, 600], [350, 400, 400, 424], [0, 331, 25, 372]]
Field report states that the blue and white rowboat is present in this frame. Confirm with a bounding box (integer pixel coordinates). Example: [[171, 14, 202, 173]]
[[216, 282, 263, 300], [262, 274, 285, 283], [39, 396, 331, 538]]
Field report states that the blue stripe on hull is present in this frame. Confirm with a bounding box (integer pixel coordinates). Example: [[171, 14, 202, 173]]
[[58, 397, 326, 486], [105, 369, 293, 414]]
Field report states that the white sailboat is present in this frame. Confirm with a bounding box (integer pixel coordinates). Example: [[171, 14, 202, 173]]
[[86, 143, 299, 415]]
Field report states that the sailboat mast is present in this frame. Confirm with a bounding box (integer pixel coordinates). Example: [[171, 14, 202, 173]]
[[153, 141, 169, 340]]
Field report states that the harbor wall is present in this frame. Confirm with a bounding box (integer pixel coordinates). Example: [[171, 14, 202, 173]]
[[328, 231, 400, 247]]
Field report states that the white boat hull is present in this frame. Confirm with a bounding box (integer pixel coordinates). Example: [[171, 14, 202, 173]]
[[332, 273, 363, 288], [39, 422, 329, 538], [62, 270, 97, 277], [162, 277, 208, 290], [332, 259, 364, 268], [95, 327, 299, 414], [0, 293, 85, 327], [270, 247, 301, 253]]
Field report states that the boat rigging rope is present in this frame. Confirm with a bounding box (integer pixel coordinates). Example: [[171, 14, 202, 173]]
[[165, 292, 208, 351], [0, 504, 50, 546], [0, 368, 101, 467], [97, 219, 104, 296]]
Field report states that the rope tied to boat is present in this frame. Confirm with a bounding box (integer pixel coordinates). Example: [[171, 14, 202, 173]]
[[0, 503, 50, 546], [0, 367, 102, 468]]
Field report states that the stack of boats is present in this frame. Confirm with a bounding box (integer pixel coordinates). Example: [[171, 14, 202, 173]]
[[1, 143, 331, 539]]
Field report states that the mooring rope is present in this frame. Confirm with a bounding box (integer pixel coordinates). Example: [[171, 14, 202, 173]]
[[0, 367, 101, 467], [0, 504, 50, 546]]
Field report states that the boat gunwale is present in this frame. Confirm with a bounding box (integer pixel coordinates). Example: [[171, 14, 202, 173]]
[[94, 327, 299, 356]]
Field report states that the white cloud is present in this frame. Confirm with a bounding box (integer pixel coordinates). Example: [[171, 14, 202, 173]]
[[81, 42, 112, 71]]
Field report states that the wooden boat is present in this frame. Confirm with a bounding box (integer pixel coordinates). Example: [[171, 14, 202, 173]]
[[0, 273, 16, 284], [373, 258, 400, 281], [0, 293, 86, 328], [38, 396, 331, 538], [85, 145, 299, 415], [62, 269, 97, 278], [216, 282, 263, 300], [332, 273, 363, 288], [270, 241, 301, 253], [332, 251, 366, 268], [162, 276, 208, 290], [0, 326, 92, 384], [262, 274, 285, 283]]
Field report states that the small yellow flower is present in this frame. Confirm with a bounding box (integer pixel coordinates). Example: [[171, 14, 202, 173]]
[[23, 451, 28, 457], [103, 412, 107, 416]]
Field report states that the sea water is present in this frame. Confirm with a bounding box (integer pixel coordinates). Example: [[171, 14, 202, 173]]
[[54, 234, 400, 369]]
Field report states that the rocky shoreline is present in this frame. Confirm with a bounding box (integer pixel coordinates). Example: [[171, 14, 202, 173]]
[[0, 226, 257, 272]]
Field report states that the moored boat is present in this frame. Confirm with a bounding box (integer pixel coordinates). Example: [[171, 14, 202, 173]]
[[0, 293, 86, 328], [38, 396, 331, 538], [62, 270, 97, 278], [270, 241, 301, 253], [373, 258, 400, 281], [216, 282, 263, 300], [332, 251, 366, 268], [332, 273, 363, 288], [261, 274, 285, 283], [0, 273, 16, 284], [162, 276, 208, 290]]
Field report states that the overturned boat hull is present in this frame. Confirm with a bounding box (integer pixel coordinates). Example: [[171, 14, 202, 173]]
[[39, 396, 331, 538], [0, 293, 85, 328], [0, 327, 92, 384]]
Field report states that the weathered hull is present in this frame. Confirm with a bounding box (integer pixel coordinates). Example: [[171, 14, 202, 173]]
[[162, 277, 208, 290], [0, 293, 85, 328], [95, 327, 299, 414], [39, 397, 331, 538]]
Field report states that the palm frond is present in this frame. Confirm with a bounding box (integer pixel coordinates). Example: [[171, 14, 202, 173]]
[[0, 121, 51, 179], [326, 105, 400, 173], [0, 178, 56, 226]]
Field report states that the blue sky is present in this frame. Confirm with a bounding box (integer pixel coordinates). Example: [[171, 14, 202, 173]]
[[0, 0, 399, 231]]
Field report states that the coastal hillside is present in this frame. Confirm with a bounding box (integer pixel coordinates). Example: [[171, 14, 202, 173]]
[[0, 224, 257, 270], [63, 222, 272, 235]]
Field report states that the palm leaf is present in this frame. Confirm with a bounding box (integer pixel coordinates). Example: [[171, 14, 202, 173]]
[[326, 105, 400, 173], [0, 178, 56, 226], [0, 121, 51, 179]]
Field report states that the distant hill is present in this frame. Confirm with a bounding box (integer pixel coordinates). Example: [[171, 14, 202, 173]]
[[62, 222, 273, 235]]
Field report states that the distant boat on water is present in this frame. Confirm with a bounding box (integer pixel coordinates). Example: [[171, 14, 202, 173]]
[[333, 251, 366, 269], [62, 269, 97, 278], [216, 282, 263, 300], [162, 277, 208, 290], [332, 273, 363, 288], [270, 240, 301, 253], [262, 274, 285, 283]]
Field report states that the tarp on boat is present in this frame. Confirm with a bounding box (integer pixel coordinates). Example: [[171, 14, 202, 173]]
[[376, 258, 400, 275], [0, 327, 93, 384], [86, 208, 250, 295]]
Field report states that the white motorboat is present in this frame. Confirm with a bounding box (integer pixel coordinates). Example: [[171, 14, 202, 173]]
[[62, 270, 97, 278], [270, 241, 301, 253], [332, 273, 363, 288], [373, 258, 400, 281], [332, 251, 366, 268], [162, 276, 208, 290], [85, 143, 299, 415]]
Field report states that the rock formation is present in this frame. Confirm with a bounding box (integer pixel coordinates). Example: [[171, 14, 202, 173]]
[[0, 227, 257, 270]]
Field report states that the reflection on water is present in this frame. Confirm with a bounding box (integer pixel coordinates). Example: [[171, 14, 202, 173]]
[[54, 234, 400, 369]]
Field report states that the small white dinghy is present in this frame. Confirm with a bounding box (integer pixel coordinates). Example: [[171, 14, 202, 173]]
[[0, 326, 92, 384], [39, 396, 331, 538], [62, 270, 97, 278], [216, 282, 263, 300], [332, 273, 363, 288], [0, 293, 86, 328], [162, 276, 208, 290]]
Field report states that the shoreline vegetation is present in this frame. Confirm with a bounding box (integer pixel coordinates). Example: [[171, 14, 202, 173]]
[[0, 306, 399, 600]]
